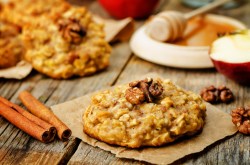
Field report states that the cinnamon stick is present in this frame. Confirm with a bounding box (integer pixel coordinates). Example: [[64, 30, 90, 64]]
[[0, 97, 57, 141], [19, 91, 72, 141], [0, 101, 54, 143]]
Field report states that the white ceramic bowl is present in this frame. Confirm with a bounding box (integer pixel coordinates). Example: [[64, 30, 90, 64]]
[[130, 14, 246, 68]]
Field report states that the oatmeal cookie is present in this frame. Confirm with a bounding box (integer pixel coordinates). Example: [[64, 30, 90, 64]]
[[0, 21, 24, 69], [22, 6, 111, 79], [0, 0, 70, 26], [83, 78, 206, 148]]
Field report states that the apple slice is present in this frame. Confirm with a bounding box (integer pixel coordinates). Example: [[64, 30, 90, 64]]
[[210, 30, 250, 85]]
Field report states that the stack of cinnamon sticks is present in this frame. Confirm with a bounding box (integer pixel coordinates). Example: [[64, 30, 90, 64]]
[[0, 91, 71, 143]]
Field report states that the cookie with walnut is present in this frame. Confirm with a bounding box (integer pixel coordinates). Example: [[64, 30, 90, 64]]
[[22, 6, 111, 79], [0, 21, 24, 69], [83, 78, 206, 148]]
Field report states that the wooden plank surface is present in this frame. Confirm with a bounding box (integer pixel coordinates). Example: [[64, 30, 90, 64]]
[[0, 0, 250, 164], [0, 42, 132, 164]]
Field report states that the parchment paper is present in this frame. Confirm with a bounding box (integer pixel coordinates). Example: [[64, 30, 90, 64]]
[[51, 76, 237, 165], [94, 16, 135, 42], [0, 61, 32, 79]]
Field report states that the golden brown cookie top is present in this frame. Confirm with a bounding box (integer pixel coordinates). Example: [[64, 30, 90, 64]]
[[83, 78, 206, 148]]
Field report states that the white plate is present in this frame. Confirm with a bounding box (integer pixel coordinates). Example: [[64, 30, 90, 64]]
[[130, 14, 246, 69]]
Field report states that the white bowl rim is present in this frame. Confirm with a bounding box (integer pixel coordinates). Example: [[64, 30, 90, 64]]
[[129, 14, 247, 68]]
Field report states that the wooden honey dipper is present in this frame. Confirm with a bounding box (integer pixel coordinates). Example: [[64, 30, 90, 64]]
[[145, 0, 232, 42]]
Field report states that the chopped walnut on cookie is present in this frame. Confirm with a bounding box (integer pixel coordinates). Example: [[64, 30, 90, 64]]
[[125, 78, 163, 104], [58, 18, 86, 44]]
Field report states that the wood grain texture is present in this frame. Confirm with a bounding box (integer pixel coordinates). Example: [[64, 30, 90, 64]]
[[0, 42, 132, 164], [0, 0, 250, 164]]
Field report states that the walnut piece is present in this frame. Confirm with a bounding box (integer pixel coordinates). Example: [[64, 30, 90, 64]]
[[231, 106, 250, 135], [200, 85, 220, 103], [125, 87, 145, 105], [125, 78, 163, 105], [58, 18, 86, 44], [149, 81, 164, 97], [140, 81, 153, 102], [200, 85, 234, 104], [129, 80, 140, 87], [218, 85, 234, 103]]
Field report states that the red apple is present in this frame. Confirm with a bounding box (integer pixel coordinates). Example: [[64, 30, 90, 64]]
[[210, 30, 250, 85], [98, 0, 160, 19]]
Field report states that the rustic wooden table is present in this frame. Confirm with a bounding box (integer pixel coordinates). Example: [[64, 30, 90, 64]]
[[1, 0, 250, 164]]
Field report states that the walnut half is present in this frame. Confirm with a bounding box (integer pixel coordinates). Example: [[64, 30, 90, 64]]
[[125, 87, 145, 105], [231, 106, 250, 135], [58, 18, 86, 44]]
